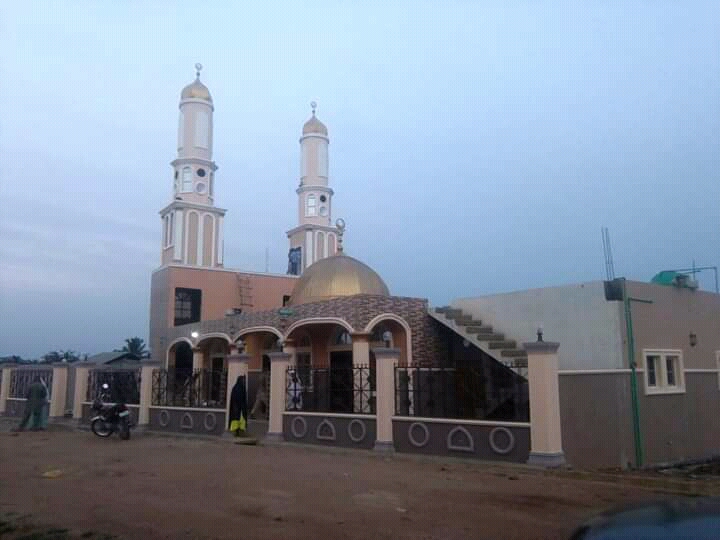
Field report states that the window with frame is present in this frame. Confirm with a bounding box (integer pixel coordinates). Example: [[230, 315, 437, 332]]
[[306, 195, 317, 217], [174, 288, 201, 326], [181, 167, 193, 192], [643, 350, 685, 395]]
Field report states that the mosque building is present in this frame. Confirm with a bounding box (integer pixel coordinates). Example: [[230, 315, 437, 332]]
[[144, 66, 720, 469]]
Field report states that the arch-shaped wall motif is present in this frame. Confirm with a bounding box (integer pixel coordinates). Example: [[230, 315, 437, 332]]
[[284, 317, 355, 339], [202, 213, 214, 266], [187, 211, 199, 265], [363, 313, 413, 362], [446, 426, 475, 452]]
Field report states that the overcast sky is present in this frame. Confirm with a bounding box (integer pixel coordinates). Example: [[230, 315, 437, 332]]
[[1, 1, 718, 358]]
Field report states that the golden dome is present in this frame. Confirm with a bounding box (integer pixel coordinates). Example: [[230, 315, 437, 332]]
[[288, 253, 390, 306], [181, 79, 212, 102], [303, 114, 328, 136]]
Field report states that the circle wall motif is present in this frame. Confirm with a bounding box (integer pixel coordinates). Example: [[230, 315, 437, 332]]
[[488, 427, 515, 455], [290, 416, 308, 438], [158, 409, 171, 427], [347, 419, 367, 443], [203, 412, 217, 432], [408, 422, 430, 448]]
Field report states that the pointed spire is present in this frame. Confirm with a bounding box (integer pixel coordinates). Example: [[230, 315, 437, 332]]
[[335, 218, 346, 253], [311, 100, 317, 116], [195, 62, 203, 79]]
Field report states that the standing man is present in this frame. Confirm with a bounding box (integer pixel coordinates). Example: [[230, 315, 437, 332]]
[[17, 377, 48, 431]]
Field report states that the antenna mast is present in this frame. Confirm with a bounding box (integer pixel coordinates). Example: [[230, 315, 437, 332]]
[[602, 226, 616, 281]]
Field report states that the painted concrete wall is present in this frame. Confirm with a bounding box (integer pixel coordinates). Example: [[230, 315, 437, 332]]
[[560, 371, 720, 469], [453, 282, 624, 370], [623, 281, 720, 370]]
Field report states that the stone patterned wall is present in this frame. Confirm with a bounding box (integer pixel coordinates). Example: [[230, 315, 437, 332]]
[[159, 295, 451, 366]]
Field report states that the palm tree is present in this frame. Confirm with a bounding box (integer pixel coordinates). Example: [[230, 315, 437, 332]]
[[121, 337, 148, 359]]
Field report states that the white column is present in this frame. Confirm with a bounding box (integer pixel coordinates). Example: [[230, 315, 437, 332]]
[[197, 214, 204, 265], [192, 348, 204, 371], [72, 364, 91, 421], [525, 340, 566, 467], [266, 352, 291, 443], [217, 216, 224, 265], [352, 333, 371, 414], [373, 347, 399, 452], [50, 364, 68, 418], [138, 362, 158, 428], [0, 366, 12, 414], [173, 210, 183, 261]]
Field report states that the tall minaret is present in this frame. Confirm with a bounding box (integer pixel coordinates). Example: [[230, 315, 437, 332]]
[[286, 102, 339, 275], [160, 64, 226, 268]]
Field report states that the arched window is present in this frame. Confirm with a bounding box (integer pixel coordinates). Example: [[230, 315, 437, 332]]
[[306, 195, 317, 217], [182, 167, 193, 192]]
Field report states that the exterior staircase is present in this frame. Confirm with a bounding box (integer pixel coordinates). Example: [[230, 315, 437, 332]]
[[429, 306, 527, 367]]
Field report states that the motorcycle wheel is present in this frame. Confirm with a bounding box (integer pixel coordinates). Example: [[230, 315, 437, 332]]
[[119, 418, 131, 440], [91, 418, 113, 438]]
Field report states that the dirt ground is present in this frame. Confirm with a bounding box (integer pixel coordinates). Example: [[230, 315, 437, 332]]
[[0, 427, 717, 540]]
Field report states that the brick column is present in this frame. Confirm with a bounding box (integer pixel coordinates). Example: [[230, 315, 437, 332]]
[[49, 364, 68, 418], [524, 340, 565, 467], [138, 362, 160, 429], [373, 347, 399, 452], [0, 366, 12, 415], [72, 363, 92, 421], [265, 352, 291, 443], [225, 353, 250, 433]]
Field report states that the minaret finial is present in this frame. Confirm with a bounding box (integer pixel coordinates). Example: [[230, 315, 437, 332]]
[[311, 101, 317, 116], [335, 218, 346, 253], [195, 63, 203, 79]]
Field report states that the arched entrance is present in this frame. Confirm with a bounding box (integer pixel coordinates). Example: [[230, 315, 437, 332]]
[[328, 327, 354, 412]]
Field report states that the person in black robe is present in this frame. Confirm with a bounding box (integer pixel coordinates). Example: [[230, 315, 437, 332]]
[[228, 376, 248, 436]]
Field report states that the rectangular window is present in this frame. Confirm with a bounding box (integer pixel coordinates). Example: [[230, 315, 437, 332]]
[[174, 288, 201, 326], [646, 356, 657, 387], [666, 356, 677, 386], [306, 195, 317, 217], [643, 350, 685, 395]]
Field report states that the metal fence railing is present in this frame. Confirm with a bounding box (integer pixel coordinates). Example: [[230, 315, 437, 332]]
[[9, 368, 53, 399], [286, 365, 375, 414], [151, 368, 228, 408], [395, 360, 529, 422], [86, 369, 141, 404]]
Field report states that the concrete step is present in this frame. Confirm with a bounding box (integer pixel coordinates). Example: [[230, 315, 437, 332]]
[[488, 340, 518, 350], [434, 306, 452, 314], [453, 316, 479, 325], [443, 309, 464, 319], [466, 325, 493, 334], [500, 349, 529, 358], [474, 332, 505, 342]]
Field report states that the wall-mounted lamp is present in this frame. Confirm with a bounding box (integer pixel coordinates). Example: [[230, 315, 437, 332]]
[[537, 326, 544, 343], [191, 331, 199, 339], [689, 332, 697, 348], [236, 339, 245, 353], [382, 330, 392, 348]]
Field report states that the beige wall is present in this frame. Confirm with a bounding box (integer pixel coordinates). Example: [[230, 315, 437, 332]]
[[624, 281, 720, 370], [149, 266, 297, 362]]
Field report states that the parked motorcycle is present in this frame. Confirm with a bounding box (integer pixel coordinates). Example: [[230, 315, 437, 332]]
[[90, 383, 132, 440]]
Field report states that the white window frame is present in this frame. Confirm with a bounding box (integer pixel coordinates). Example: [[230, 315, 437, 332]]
[[642, 349, 685, 395], [181, 167, 193, 192], [306, 194, 317, 217]]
